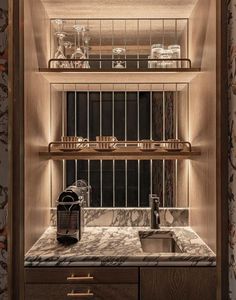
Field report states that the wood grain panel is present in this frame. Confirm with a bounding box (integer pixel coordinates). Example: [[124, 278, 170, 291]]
[[189, 0, 211, 68], [40, 148, 201, 160], [25, 283, 138, 300], [188, 0, 217, 252], [216, 0, 228, 298], [140, 267, 216, 300], [50, 87, 63, 206], [176, 87, 189, 207], [40, 70, 200, 84], [25, 267, 138, 284], [24, 0, 51, 253], [41, 0, 198, 19]]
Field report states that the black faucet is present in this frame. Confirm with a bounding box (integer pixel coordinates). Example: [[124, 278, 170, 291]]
[[149, 194, 160, 229]]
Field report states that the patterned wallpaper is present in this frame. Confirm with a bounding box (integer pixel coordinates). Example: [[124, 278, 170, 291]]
[[229, 0, 236, 299], [0, 0, 7, 298], [0, 1, 234, 299]]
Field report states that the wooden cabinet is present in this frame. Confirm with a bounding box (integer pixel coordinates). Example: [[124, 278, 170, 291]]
[[25, 267, 138, 284], [140, 267, 216, 300], [25, 266, 216, 300], [25, 284, 138, 300], [25, 267, 139, 300]]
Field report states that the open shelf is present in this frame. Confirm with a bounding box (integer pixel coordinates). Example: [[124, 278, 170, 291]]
[[39, 68, 200, 84], [39, 147, 200, 160]]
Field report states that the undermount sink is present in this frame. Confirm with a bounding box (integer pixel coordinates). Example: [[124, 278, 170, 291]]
[[139, 231, 182, 253]]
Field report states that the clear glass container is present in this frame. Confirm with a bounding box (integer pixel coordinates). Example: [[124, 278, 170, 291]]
[[150, 44, 164, 68], [112, 48, 126, 69], [168, 45, 181, 67], [159, 49, 173, 68]]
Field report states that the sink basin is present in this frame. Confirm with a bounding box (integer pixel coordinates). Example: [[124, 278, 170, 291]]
[[139, 232, 182, 253]]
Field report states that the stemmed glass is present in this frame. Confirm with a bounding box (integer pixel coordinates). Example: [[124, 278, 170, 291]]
[[71, 25, 86, 68], [53, 19, 70, 68], [82, 28, 91, 69]]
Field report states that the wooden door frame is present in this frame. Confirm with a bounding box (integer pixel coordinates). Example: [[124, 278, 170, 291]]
[[216, 0, 229, 299], [7, 0, 228, 299]]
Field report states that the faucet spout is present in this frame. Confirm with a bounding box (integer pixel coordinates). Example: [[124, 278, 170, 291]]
[[149, 194, 160, 229]]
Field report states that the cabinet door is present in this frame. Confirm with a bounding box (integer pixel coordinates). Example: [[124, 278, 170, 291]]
[[25, 283, 138, 300], [140, 267, 216, 300]]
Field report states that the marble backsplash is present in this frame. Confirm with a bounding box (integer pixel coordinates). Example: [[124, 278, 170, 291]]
[[51, 207, 189, 227]]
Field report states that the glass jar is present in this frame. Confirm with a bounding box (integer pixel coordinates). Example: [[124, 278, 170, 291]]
[[168, 45, 181, 67], [151, 44, 164, 68], [159, 49, 173, 68]]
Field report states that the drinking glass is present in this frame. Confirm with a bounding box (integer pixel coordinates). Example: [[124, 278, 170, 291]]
[[52, 19, 69, 68], [148, 55, 155, 68], [82, 28, 91, 69], [96, 136, 118, 149], [168, 45, 181, 67], [164, 139, 184, 151], [112, 48, 126, 69], [139, 140, 155, 151], [159, 49, 173, 68], [71, 25, 86, 68], [151, 44, 164, 68], [54, 32, 70, 68]]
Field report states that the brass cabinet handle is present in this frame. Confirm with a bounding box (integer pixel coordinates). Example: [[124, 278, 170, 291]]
[[67, 289, 94, 297], [67, 273, 94, 281]]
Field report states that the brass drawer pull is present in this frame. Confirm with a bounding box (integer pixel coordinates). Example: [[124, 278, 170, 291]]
[[67, 273, 94, 281], [67, 289, 94, 297]]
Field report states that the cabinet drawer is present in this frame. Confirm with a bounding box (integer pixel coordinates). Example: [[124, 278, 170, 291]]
[[25, 267, 138, 284], [25, 283, 138, 300], [140, 267, 216, 300]]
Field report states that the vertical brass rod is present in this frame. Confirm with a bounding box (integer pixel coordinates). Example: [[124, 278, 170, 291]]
[[137, 19, 140, 69], [150, 84, 153, 195], [87, 84, 90, 206], [162, 84, 165, 207], [100, 84, 103, 206], [124, 20, 127, 66], [99, 20, 102, 69], [175, 83, 178, 206], [112, 85, 115, 207], [162, 19, 165, 46], [75, 84, 78, 183], [62, 84, 66, 189], [137, 85, 140, 207], [50, 84, 52, 207], [112, 19, 114, 69], [125, 86, 128, 207]]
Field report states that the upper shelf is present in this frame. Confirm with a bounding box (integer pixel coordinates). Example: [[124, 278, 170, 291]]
[[39, 68, 200, 84], [45, 17, 199, 83]]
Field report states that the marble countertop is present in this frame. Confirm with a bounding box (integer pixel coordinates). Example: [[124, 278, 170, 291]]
[[25, 226, 216, 267]]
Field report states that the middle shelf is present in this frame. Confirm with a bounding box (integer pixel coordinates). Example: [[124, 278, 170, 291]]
[[40, 69, 200, 84], [40, 140, 200, 160], [40, 148, 200, 160]]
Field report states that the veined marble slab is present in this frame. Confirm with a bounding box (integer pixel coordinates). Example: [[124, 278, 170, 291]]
[[50, 207, 189, 227], [25, 226, 215, 267]]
